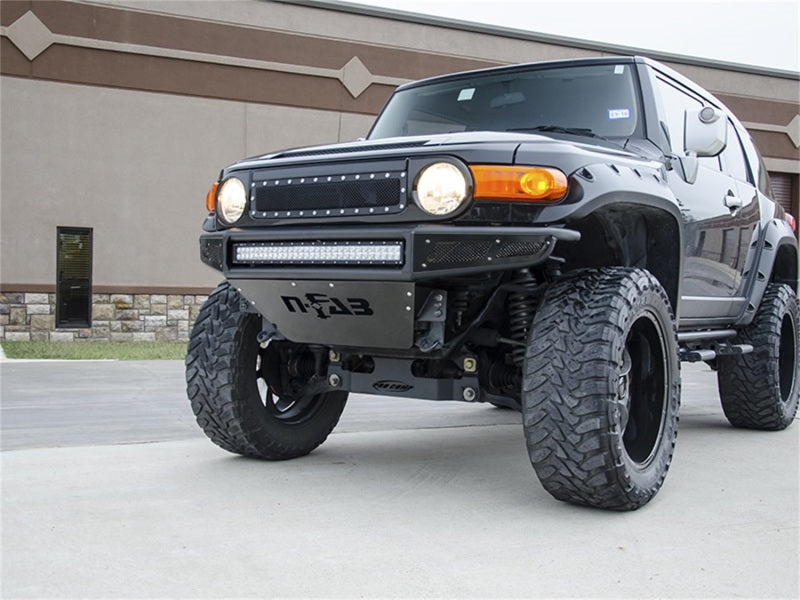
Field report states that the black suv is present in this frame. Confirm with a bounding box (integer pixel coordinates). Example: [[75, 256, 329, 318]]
[[187, 56, 798, 510]]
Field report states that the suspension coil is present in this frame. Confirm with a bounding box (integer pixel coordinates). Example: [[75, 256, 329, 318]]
[[508, 269, 538, 366]]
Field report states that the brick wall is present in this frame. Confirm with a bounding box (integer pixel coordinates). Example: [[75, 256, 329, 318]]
[[0, 292, 208, 342]]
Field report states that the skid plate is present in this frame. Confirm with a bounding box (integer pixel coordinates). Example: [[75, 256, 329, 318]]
[[233, 279, 415, 349]]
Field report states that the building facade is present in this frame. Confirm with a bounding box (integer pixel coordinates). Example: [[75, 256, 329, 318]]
[[1, 0, 798, 341]]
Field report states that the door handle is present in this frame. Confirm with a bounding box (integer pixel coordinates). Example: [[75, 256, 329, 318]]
[[724, 192, 742, 211]]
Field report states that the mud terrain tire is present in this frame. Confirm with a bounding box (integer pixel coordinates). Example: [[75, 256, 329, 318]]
[[522, 268, 680, 510], [717, 283, 799, 430], [186, 283, 348, 459]]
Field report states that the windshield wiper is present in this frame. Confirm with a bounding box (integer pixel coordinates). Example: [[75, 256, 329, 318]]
[[508, 125, 606, 140]]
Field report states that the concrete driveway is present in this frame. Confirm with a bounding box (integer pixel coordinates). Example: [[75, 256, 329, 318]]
[[1, 359, 797, 598]]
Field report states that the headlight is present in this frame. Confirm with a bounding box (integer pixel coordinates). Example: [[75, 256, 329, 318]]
[[415, 162, 469, 216], [217, 177, 247, 224]]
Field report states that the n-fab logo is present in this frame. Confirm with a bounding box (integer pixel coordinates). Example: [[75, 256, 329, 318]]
[[281, 293, 374, 320]]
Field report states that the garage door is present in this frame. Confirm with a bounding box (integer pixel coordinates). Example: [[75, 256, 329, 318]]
[[770, 172, 796, 215]]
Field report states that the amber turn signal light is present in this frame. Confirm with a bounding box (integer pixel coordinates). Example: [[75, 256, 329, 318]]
[[205, 181, 220, 213], [470, 165, 568, 202]]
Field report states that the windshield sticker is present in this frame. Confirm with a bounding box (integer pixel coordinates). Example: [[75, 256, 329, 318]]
[[608, 108, 631, 120], [614, 65, 625, 75], [457, 88, 476, 101]]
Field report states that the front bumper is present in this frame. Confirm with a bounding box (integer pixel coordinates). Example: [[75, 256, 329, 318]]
[[200, 224, 580, 281]]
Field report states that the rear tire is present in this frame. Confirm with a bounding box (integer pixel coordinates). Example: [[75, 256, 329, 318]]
[[522, 268, 680, 510], [717, 283, 799, 430], [185, 283, 348, 459]]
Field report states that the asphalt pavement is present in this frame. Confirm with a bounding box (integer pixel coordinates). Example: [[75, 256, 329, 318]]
[[1, 358, 798, 598]]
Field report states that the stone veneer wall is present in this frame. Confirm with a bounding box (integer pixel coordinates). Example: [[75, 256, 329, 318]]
[[0, 292, 209, 342]]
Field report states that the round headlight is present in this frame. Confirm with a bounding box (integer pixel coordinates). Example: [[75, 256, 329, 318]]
[[415, 162, 468, 216], [217, 177, 247, 224]]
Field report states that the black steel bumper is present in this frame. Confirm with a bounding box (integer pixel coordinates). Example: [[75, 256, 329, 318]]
[[199, 224, 580, 281]]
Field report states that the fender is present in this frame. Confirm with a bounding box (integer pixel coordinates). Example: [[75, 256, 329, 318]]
[[734, 218, 799, 327], [537, 162, 684, 311]]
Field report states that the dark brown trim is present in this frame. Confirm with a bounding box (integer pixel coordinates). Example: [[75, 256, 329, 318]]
[[715, 94, 800, 126], [28, 0, 494, 80], [25, 43, 394, 115], [2, 1, 496, 115], [1, 284, 215, 295]]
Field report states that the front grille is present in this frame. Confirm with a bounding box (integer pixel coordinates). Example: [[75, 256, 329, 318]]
[[249, 163, 408, 220], [254, 179, 399, 213]]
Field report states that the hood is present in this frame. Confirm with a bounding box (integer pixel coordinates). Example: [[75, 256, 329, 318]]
[[230, 130, 646, 175]]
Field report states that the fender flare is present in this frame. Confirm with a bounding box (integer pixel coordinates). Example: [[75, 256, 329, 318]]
[[735, 218, 799, 327]]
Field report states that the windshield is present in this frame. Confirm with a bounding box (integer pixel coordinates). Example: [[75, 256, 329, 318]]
[[369, 63, 641, 140]]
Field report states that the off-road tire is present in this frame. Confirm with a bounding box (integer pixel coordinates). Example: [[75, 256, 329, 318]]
[[522, 268, 680, 510], [185, 282, 348, 459], [717, 284, 799, 430]]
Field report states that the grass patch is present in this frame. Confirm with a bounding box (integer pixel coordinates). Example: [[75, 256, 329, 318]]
[[1, 341, 187, 360]]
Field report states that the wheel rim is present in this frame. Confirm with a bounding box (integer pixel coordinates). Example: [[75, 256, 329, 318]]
[[619, 311, 669, 468], [255, 345, 326, 425], [778, 312, 797, 403]]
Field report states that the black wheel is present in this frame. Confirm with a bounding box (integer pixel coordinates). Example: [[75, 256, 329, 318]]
[[717, 283, 799, 430], [185, 282, 348, 459], [522, 268, 680, 510]]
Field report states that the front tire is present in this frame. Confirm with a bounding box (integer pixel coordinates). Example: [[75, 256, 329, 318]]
[[185, 283, 348, 459], [522, 268, 680, 510], [717, 283, 799, 430]]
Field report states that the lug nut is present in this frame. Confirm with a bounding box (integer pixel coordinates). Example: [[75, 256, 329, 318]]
[[329, 350, 341, 362], [463, 357, 477, 373]]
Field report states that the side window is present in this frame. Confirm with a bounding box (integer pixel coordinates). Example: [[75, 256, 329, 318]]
[[720, 121, 751, 183], [655, 77, 702, 154], [737, 128, 769, 192]]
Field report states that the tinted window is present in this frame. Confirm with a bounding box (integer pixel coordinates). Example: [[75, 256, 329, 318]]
[[654, 77, 702, 154], [743, 134, 772, 195], [720, 121, 751, 183], [370, 64, 641, 139]]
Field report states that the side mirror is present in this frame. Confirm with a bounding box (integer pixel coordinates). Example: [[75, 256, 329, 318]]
[[684, 107, 727, 156]]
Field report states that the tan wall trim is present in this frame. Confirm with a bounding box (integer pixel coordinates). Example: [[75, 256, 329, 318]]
[[765, 158, 800, 175]]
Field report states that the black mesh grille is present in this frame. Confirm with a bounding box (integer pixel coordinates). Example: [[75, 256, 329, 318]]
[[494, 241, 547, 259], [425, 241, 494, 265], [255, 179, 400, 212], [415, 236, 551, 272]]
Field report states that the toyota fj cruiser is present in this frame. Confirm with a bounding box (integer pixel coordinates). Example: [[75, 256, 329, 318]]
[[187, 56, 799, 510]]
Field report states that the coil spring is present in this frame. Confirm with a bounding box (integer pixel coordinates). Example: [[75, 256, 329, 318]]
[[508, 269, 537, 366]]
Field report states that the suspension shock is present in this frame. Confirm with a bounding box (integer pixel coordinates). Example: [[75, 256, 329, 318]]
[[507, 269, 538, 366], [450, 288, 470, 328]]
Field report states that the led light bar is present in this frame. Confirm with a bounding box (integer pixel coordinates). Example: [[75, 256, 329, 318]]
[[233, 241, 405, 266]]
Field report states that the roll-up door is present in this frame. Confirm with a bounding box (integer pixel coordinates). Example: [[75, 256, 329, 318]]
[[770, 172, 796, 215]]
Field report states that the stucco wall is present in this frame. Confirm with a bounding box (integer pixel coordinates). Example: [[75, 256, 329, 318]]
[[0, 76, 374, 289]]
